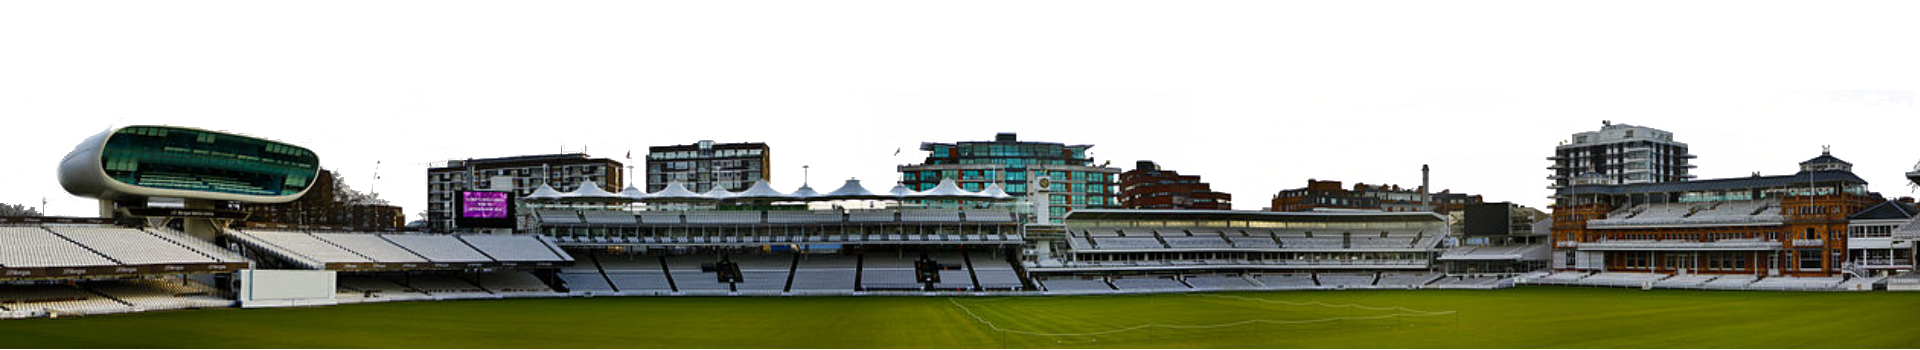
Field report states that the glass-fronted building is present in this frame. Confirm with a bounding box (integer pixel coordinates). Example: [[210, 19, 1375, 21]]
[[60, 125, 321, 203], [898, 133, 1120, 221]]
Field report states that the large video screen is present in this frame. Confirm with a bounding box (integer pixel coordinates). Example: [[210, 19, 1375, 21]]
[[455, 190, 516, 229]]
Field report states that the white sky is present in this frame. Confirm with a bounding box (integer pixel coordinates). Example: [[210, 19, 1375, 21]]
[[3, 1, 1917, 220]]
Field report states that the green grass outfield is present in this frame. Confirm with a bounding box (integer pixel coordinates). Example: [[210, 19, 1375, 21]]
[[4, 286, 1919, 348]]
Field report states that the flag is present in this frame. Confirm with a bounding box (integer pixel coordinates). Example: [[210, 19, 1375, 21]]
[[893, 147, 901, 156], [626, 150, 632, 159]]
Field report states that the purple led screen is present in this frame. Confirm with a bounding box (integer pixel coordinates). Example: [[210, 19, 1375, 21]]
[[461, 191, 511, 219]]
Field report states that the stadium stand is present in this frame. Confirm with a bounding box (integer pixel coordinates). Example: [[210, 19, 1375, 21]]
[[336, 275, 431, 302], [145, 228, 248, 263], [1748, 276, 1845, 291], [558, 271, 616, 294], [536, 210, 583, 225], [311, 233, 428, 264], [1580, 273, 1670, 287], [1316, 273, 1377, 287], [1653, 274, 1718, 289], [860, 253, 922, 291], [968, 253, 1025, 291], [1109, 276, 1189, 291], [1376, 272, 1443, 287], [663, 255, 731, 292], [929, 252, 974, 291], [1252, 274, 1317, 289], [230, 230, 370, 269], [382, 235, 491, 263], [0, 284, 133, 316], [1183, 275, 1257, 290], [580, 211, 638, 225], [459, 235, 568, 262], [899, 209, 963, 222], [1700, 275, 1758, 289], [0, 226, 119, 268], [1038, 277, 1113, 293], [731, 254, 794, 293], [474, 271, 559, 296], [399, 274, 492, 299], [44, 226, 214, 265], [790, 255, 858, 293], [1161, 235, 1233, 249], [90, 278, 231, 310]]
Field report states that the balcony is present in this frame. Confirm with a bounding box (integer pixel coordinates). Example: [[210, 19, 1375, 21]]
[[1576, 239, 1780, 251]]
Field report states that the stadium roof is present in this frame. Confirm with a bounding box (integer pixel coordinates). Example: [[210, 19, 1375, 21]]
[[1556, 170, 1868, 196], [1063, 209, 1448, 223], [1849, 200, 1917, 221]]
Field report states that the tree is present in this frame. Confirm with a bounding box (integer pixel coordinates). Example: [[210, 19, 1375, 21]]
[[0, 203, 42, 217], [329, 173, 390, 206]]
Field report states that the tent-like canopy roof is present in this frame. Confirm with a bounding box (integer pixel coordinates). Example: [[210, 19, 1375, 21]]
[[524, 183, 565, 201], [619, 185, 648, 200], [700, 185, 738, 200], [980, 183, 1014, 200], [910, 179, 986, 200], [822, 179, 888, 200], [732, 180, 796, 201], [888, 183, 920, 197], [645, 182, 709, 202], [559, 181, 632, 202], [790, 184, 822, 199]]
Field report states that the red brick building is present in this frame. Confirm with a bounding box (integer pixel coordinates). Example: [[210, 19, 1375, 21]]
[[1118, 161, 1231, 210]]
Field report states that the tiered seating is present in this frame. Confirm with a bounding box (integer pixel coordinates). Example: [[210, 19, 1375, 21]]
[[684, 211, 761, 225], [899, 209, 962, 222], [1317, 273, 1376, 287], [460, 235, 567, 262], [581, 211, 638, 225], [312, 233, 427, 263], [1162, 235, 1232, 249], [731, 255, 793, 292], [1090, 237, 1165, 250], [0, 226, 118, 268], [336, 275, 430, 301], [558, 272, 616, 293], [1589, 200, 1784, 227], [791, 255, 858, 292], [1276, 236, 1345, 249], [1748, 276, 1844, 290], [848, 210, 896, 223], [969, 255, 1024, 290], [0, 285, 132, 315], [536, 210, 583, 224], [1376, 272, 1442, 287], [1531, 271, 1592, 283], [1431, 275, 1503, 287], [1839, 276, 1882, 291], [1184, 275, 1257, 290], [1580, 273, 1668, 287], [402, 274, 491, 298], [921, 252, 968, 290], [860, 254, 920, 290], [1227, 233, 1280, 249], [1655, 274, 1718, 288], [637, 212, 683, 224], [964, 210, 1016, 223], [605, 271, 673, 293], [1110, 276, 1188, 291], [45, 226, 214, 265], [382, 235, 490, 263], [90, 278, 231, 310], [234, 230, 370, 268], [766, 211, 841, 224], [1351, 237, 1417, 249], [1701, 275, 1758, 289], [663, 256, 730, 292], [474, 271, 557, 295], [1254, 274, 1317, 288], [1039, 278, 1112, 292], [145, 228, 247, 262]]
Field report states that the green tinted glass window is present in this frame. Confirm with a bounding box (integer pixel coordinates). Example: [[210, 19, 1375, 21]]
[[100, 127, 319, 197]]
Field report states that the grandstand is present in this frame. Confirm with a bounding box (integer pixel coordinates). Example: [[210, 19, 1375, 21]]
[[541, 208, 1024, 245], [230, 230, 572, 271]]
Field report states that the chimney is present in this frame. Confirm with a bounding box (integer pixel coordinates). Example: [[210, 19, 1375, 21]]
[[1422, 164, 1432, 212]]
